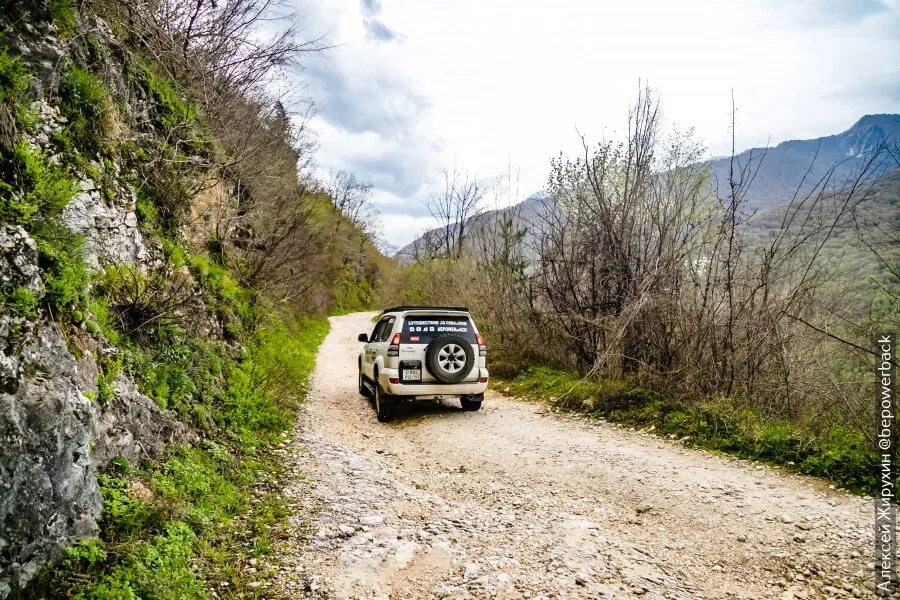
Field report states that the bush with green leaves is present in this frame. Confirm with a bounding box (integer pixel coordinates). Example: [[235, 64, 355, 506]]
[[31, 219, 89, 312], [0, 138, 87, 317], [189, 254, 255, 339], [0, 141, 77, 227]]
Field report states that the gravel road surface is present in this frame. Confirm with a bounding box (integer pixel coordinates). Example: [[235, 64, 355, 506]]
[[272, 312, 876, 599]]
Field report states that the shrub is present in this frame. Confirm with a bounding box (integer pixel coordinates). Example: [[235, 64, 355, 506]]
[[94, 265, 191, 339]]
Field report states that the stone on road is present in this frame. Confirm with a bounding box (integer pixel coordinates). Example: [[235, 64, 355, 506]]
[[273, 312, 875, 599]]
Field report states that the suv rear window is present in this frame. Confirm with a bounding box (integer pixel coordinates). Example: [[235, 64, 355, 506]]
[[401, 315, 476, 344]]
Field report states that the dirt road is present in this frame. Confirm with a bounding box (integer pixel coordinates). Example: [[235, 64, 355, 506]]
[[272, 312, 875, 599]]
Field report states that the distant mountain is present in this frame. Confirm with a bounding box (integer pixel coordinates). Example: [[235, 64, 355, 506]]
[[396, 114, 900, 260], [395, 192, 548, 261], [708, 114, 900, 211]]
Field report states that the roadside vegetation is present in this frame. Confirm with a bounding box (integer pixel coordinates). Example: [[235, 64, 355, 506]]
[[498, 366, 876, 493], [29, 317, 328, 599], [379, 90, 899, 497]]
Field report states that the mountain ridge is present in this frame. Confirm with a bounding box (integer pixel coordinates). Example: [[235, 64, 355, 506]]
[[397, 113, 900, 259]]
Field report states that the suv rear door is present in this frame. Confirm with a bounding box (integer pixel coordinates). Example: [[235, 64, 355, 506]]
[[400, 313, 479, 383]]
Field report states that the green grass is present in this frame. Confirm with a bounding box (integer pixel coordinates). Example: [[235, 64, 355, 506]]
[[497, 365, 881, 495], [0, 49, 30, 106]]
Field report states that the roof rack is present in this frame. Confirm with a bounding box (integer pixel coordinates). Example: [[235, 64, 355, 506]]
[[380, 305, 469, 314]]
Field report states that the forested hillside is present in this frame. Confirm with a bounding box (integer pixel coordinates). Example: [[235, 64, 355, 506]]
[[0, 0, 382, 596]]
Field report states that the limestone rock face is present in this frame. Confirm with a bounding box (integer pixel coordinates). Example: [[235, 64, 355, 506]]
[[63, 180, 151, 269], [94, 374, 195, 467], [0, 225, 43, 295], [0, 323, 194, 596], [0, 325, 100, 597], [0, 9, 199, 598]]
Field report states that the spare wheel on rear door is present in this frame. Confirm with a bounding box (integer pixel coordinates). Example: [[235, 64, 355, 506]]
[[425, 333, 475, 384]]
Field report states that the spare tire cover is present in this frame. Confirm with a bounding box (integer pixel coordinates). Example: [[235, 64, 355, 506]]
[[424, 333, 475, 384]]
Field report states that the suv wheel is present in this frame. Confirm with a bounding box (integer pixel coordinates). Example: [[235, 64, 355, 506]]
[[374, 375, 395, 422], [461, 393, 483, 411], [425, 333, 475, 384]]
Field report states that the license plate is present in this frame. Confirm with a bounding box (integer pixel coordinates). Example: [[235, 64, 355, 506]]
[[402, 369, 421, 381]]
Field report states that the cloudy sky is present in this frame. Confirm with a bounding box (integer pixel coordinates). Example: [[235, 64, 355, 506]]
[[291, 0, 900, 249]]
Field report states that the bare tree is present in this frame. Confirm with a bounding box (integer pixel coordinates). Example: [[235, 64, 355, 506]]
[[425, 168, 485, 259], [533, 86, 711, 371], [327, 170, 379, 237]]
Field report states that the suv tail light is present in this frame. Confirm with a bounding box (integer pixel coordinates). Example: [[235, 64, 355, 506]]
[[476, 334, 486, 357], [387, 333, 400, 357]]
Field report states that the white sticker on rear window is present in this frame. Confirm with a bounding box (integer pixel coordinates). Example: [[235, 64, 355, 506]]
[[402, 317, 475, 343]]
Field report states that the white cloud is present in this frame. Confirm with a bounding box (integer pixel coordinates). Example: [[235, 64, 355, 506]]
[[293, 0, 900, 247]]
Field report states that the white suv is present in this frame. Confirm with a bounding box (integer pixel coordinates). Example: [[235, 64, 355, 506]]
[[358, 306, 489, 422]]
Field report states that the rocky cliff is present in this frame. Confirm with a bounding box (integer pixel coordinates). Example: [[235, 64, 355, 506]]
[[0, 10, 204, 596]]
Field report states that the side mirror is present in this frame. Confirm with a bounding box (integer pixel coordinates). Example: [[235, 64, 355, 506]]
[[358, 333, 368, 342]]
